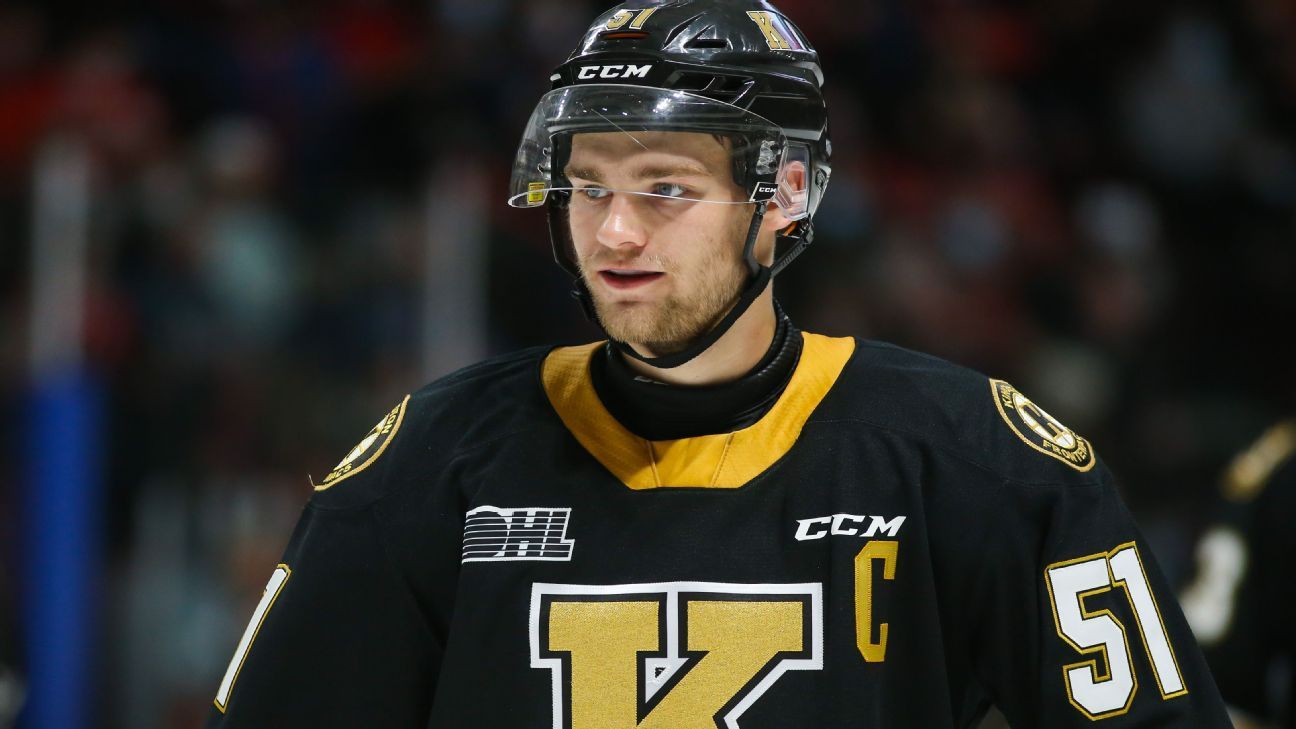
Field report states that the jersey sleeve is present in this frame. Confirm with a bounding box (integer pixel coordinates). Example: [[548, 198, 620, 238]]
[[205, 396, 445, 728], [966, 465, 1233, 727]]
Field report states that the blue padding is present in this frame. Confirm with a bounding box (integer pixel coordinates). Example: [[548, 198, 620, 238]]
[[19, 368, 102, 729]]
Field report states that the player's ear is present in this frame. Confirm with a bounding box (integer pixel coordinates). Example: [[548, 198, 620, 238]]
[[760, 160, 808, 234]]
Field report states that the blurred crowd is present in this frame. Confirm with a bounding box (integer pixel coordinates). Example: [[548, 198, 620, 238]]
[[1, 0, 1294, 726]]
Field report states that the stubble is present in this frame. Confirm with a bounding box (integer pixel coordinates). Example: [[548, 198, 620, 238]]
[[579, 210, 751, 356]]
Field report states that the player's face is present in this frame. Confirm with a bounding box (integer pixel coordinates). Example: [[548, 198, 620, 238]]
[[564, 131, 753, 356]]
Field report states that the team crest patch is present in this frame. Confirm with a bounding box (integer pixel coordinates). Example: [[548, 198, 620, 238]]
[[315, 395, 409, 490], [990, 380, 1095, 472]]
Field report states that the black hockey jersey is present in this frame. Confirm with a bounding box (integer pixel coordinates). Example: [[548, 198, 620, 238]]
[[206, 333, 1231, 728]]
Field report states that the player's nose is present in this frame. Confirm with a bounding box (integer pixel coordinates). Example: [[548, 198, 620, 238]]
[[595, 193, 648, 250]]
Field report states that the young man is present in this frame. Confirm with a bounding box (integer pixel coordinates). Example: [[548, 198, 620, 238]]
[[207, 1, 1232, 726]]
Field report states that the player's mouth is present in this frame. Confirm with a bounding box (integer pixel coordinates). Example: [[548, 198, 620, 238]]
[[598, 269, 665, 290]]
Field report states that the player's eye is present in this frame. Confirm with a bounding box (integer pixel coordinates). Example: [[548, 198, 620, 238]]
[[577, 186, 611, 200], [651, 183, 689, 199]]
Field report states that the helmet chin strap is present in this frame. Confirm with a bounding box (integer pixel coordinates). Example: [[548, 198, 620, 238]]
[[574, 203, 791, 370]]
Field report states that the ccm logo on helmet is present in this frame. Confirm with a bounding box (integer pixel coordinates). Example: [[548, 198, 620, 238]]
[[577, 64, 653, 80], [750, 181, 780, 202]]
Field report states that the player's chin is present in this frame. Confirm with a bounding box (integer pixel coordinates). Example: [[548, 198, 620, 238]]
[[596, 309, 655, 341], [599, 311, 683, 351]]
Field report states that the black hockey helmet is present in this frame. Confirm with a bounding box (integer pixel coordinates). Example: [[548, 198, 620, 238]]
[[508, 0, 831, 368]]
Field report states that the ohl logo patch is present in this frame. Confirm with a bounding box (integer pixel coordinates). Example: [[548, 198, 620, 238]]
[[991, 380, 1096, 472], [316, 395, 409, 490]]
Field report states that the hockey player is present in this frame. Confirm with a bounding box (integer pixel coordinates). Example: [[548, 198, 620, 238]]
[[1182, 419, 1296, 727], [207, 1, 1232, 726]]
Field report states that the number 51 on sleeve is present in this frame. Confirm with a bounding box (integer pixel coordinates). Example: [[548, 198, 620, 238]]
[[1045, 543, 1187, 720]]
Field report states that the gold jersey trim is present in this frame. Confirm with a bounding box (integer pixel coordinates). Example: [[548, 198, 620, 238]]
[[1222, 419, 1296, 502], [542, 332, 855, 490]]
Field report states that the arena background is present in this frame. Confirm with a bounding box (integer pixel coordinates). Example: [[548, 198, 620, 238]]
[[1, 0, 1294, 726]]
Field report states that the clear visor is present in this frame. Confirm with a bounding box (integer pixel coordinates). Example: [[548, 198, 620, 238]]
[[508, 85, 809, 219]]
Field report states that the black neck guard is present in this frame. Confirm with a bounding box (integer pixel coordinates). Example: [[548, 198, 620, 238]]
[[590, 309, 802, 441]]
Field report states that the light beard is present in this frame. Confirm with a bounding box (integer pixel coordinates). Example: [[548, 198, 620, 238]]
[[575, 201, 757, 356], [599, 270, 745, 356], [579, 248, 747, 356]]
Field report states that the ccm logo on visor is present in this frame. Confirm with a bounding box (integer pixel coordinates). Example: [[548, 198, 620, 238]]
[[576, 64, 653, 80]]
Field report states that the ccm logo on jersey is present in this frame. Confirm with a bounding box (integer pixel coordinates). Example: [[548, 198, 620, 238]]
[[576, 64, 653, 80], [795, 513, 906, 541]]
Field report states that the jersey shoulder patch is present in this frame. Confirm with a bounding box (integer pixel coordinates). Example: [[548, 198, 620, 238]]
[[315, 395, 410, 491], [989, 379, 1095, 472]]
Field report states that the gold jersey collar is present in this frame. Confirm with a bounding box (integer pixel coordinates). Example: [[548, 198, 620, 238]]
[[542, 332, 855, 490]]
